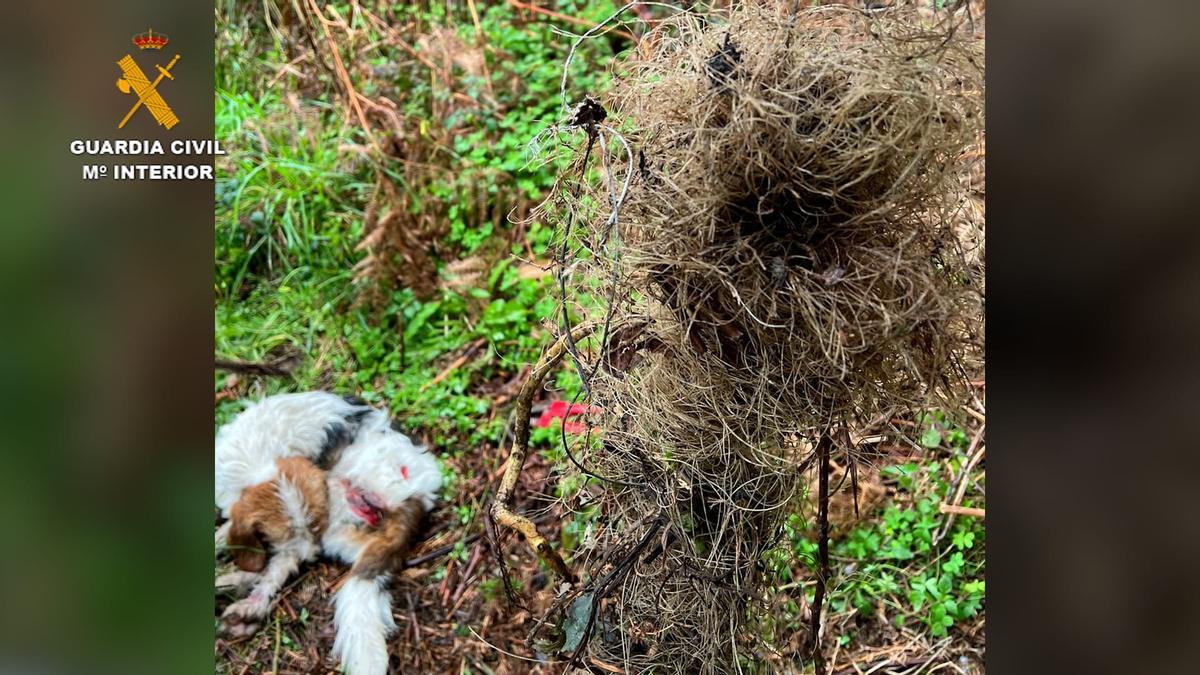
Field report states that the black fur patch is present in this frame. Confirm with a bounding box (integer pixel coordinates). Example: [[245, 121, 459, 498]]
[[315, 397, 381, 468], [347, 408, 372, 424], [316, 421, 353, 468]]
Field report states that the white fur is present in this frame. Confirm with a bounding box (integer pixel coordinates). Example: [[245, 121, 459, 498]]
[[321, 478, 368, 565], [215, 391, 375, 515], [277, 476, 311, 529], [333, 576, 396, 675], [220, 548, 302, 637], [216, 391, 443, 674], [274, 475, 322, 562], [320, 422, 441, 565], [328, 423, 443, 512], [214, 569, 260, 594], [321, 425, 441, 673], [218, 473, 325, 636]]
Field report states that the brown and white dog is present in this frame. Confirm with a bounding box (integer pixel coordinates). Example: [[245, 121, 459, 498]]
[[215, 392, 441, 675]]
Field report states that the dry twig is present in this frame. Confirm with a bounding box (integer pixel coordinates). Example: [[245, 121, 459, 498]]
[[491, 323, 596, 584]]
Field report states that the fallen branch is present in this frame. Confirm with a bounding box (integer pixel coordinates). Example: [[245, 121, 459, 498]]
[[964, 406, 986, 423], [589, 656, 624, 673], [421, 338, 486, 392], [214, 355, 300, 377], [508, 0, 637, 42], [404, 510, 557, 569], [404, 533, 480, 569], [939, 504, 985, 518], [304, 0, 376, 146], [933, 424, 986, 544], [491, 323, 596, 584], [465, 0, 497, 101], [810, 432, 833, 675], [833, 655, 939, 675]]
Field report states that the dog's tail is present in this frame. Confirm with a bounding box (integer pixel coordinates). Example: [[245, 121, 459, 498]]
[[331, 497, 426, 675], [332, 575, 394, 675]]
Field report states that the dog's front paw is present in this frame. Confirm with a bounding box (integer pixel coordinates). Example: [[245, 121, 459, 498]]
[[215, 570, 260, 596], [220, 593, 270, 638]]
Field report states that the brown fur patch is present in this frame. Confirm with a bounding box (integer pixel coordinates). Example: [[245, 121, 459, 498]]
[[226, 457, 330, 571], [274, 456, 330, 536], [226, 517, 267, 572], [351, 497, 426, 579]]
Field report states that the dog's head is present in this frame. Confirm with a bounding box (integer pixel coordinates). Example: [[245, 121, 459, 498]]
[[224, 457, 330, 572], [226, 516, 268, 572], [226, 481, 284, 572]]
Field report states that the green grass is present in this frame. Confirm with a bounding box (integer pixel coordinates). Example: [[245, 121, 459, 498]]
[[215, 88, 368, 300], [214, 0, 611, 455], [760, 412, 986, 650]]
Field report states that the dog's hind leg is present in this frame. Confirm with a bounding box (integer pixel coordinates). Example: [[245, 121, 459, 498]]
[[219, 548, 301, 638]]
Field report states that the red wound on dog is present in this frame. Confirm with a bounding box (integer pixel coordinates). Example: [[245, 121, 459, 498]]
[[343, 480, 384, 528], [401, 465, 409, 480]]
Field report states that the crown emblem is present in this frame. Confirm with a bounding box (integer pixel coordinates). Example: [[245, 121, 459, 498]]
[[133, 29, 168, 50]]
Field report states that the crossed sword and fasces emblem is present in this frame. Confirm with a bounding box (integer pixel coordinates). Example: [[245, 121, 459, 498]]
[[116, 53, 180, 129]]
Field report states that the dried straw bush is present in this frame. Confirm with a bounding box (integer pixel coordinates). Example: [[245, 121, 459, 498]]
[[530, 3, 983, 673]]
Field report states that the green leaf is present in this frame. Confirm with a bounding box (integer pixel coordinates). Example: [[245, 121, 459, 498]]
[[929, 604, 945, 622], [875, 572, 899, 594], [561, 593, 595, 654], [920, 425, 943, 449], [951, 529, 975, 550], [963, 579, 986, 595], [404, 301, 442, 341], [909, 589, 925, 612], [883, 463, 920, 491], [884, 541, 914, 560], [936, 575, 953, 594]]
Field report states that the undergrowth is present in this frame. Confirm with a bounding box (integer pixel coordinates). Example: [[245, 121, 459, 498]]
[[214, 2, 985, 670], [214, 1, 611, 444], [761, 412, 986, 662]]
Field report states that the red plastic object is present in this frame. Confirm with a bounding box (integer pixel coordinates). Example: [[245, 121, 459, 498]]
[[535, 400, 599, 433]]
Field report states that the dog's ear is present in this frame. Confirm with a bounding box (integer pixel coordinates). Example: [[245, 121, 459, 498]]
[[227, 519, 267, 572]]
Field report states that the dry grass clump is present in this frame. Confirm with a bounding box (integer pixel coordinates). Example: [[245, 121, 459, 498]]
[[543, 4, 983, 672], [249, 0, 543, 304]]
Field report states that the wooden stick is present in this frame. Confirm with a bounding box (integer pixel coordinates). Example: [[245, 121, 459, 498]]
[[507, 0, 637, 42], [421, 338, 486, 391], [810, 432, 832, 675], [939, 504, 985, 518], [305, 0, 376, 146], [964, 406, 986, 423], [589, 656, 625, 673], [465, 0, 497, 101], [214, 357, 298, 377], [934, 424, 986, 544], [491, 323, 595, 584]]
